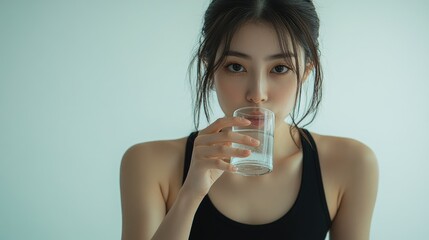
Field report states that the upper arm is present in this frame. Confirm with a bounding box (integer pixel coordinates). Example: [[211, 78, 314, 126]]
[[120, 143, 167, 240], [329, 141, 379, 240]]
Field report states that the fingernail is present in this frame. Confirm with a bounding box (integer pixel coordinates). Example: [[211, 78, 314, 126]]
[[251, 138, 260, 145], [242, 149, 251, 155], [240, 117, 250, 123]]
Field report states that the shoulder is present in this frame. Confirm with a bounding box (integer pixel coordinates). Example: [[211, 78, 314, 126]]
[[121, 136, 188, 169], [120, 136, 192, 239], [121, 136, 189, 176], [308, 131, 379, 237], [312, 131, 377, 167], [309, 130, 379, 194], [120, 135, 190, 200]]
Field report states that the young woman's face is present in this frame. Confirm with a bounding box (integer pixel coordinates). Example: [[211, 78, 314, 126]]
[[213, 21, 310, 124]]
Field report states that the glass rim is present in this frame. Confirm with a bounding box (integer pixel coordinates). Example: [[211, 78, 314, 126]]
[[233, 106, 274, 116]]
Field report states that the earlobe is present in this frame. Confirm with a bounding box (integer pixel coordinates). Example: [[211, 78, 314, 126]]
[[302, 63, 314, 83], [210, 81, 216, 92]]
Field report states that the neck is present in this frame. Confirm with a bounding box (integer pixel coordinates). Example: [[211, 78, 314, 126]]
[[273, 122, 301, 161]]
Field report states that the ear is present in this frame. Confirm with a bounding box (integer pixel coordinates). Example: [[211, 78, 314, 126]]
[[301, 62, 314, 83], [202, 56, 209, 69], [210, 79, 216, 92]]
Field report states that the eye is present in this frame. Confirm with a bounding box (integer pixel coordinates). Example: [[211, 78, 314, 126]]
[[271, 65, 289, 74], [226, 63, 246, 73]]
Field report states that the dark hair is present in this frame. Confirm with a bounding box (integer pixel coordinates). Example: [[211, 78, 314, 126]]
[[189, 0, 322, 147]]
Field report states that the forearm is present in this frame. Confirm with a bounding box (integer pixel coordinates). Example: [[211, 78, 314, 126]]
[[151, 189, 203, 240]]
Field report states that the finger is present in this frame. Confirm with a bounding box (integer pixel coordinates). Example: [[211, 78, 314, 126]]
[[196, 130, 260, 147], [200, 117, 251, 134], [209, 159, 238, 173], [193, 146, 241, 172], [219, 157, 232, 163], [198, 145, 251, 159]]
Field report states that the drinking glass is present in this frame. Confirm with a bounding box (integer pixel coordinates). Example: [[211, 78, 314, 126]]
[[231, 107, 275, 176]]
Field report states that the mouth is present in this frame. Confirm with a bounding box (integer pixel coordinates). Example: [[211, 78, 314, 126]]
[[247, 115, 265, 127], [234, 106, 273, 128]]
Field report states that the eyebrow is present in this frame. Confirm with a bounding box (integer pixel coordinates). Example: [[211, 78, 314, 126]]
[[225, 50, 296, 60]]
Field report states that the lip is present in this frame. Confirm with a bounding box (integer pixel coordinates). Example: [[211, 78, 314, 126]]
[[249, 112, 264, 116], [247, 116, 265, 127], [250, 120, 264, 128], [234, 107, 272, 127], [246, 106, 271, 114]]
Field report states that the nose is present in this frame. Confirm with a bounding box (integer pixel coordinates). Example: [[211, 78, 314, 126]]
[[246, 73, 268, 104]]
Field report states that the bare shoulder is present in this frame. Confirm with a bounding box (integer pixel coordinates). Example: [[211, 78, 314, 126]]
[[308, 131, 379, 238], [120, 135, 189, 201], [121, 136, 188, 171], [309, 131, 378, 171], [309, 130, 379, 201], [120, 135, 191, 239], [306, 130, 379, 227]]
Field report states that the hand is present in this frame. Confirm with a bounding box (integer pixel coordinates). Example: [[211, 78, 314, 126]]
[[181, 117, 261, 199]]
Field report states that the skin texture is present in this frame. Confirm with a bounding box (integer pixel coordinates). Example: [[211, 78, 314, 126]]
[[120, 21, 379, 240]]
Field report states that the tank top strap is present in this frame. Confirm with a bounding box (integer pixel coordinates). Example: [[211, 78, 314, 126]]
[[299, 128, 332, 227], [183, 131, 199, 184]]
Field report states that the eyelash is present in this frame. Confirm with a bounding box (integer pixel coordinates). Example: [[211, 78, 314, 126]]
[[225, 63, 290, 74]]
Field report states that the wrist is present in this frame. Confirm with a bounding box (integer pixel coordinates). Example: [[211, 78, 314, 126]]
[[177, 185, 206, 206], [151, 185, 205, 240]]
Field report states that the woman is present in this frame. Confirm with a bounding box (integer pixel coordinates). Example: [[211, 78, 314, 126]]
[[120, 0, 379, 239]]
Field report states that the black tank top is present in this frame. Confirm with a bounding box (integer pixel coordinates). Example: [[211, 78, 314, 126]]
[[182, 129, 331, 239]]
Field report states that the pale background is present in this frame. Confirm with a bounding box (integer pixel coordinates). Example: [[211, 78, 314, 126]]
[[1, 0, 428, 239]]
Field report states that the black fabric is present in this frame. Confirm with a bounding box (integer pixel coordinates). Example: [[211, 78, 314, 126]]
[[182, 129, 331, 239], [183, 131, 198, 185]]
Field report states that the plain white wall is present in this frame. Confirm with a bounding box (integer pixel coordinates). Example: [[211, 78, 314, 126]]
[[1, 0, 428, 239]]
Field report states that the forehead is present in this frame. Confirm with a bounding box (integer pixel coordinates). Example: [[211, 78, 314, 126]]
[[226, 21, 302, 57]]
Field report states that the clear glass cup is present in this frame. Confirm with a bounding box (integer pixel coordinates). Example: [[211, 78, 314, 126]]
[[231, 107, 275, 176]]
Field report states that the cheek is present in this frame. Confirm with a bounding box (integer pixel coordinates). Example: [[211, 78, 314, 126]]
[[214, 74, 244, 101], [215, 80, 235, 95], [272, 81, 297, 103], [213, 79, 243, 116], [270, 80, 299, 118]]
